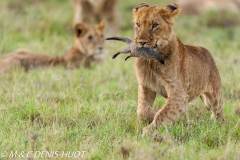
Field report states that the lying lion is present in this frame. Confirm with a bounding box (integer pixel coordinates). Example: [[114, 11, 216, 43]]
[[0, 21, 105, 72], [71, 0, 120, 36], [110, 3, 223, 136]]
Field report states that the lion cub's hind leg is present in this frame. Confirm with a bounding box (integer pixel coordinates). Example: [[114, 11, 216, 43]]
[[0, 56, 21, 73], [200, 92, 223, 120], [200, 94, 211, 111]]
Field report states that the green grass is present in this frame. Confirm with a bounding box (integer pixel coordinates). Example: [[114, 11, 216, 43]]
[[0, 0, 240, 159]]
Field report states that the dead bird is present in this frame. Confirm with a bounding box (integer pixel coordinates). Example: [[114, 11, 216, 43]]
[[106, 37, 164, 64]]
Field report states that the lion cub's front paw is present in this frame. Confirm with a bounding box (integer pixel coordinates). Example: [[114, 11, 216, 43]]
[[142, 124, 155, 137]]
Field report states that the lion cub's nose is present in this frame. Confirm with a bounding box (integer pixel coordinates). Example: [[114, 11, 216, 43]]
[[137, 39, 147, 46]]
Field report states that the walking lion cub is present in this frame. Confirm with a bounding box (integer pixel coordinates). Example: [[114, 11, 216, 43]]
[[0, 21, 105, 72], [131, 3, 223, 136]]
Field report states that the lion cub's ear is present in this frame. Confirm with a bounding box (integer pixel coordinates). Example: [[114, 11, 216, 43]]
[[163, 3, 181, 18], [161, 3, 181, 25], [97, 20, 105, 32], [133, 2, 149, 13], [74, 23, 87, 37]]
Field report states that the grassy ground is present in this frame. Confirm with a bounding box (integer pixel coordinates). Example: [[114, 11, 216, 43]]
[[0, 0, 240, 159]]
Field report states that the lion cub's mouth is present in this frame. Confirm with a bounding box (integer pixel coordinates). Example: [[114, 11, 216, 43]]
[[136, 42, 158, 48], [138, 44, 158, 49], [93, 52, 105, 59]]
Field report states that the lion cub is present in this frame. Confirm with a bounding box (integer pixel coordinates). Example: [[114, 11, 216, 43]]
[[71, 0, 120, 36], [131, 3, 223, 136], [0, 21, 105, 72]]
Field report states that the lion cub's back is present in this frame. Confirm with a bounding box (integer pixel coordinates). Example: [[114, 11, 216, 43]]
[[184, 45, 221, 94]]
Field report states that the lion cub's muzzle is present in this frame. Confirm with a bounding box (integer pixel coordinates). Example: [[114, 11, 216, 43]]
[[135, 39, 156, 48]]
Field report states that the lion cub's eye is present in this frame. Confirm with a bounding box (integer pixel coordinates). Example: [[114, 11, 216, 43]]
[[136, 23, 140, 28], [152, 23, 159, 29], [88, 35, 93, 40]]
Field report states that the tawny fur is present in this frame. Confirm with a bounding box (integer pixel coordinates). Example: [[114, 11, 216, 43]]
[[176, 0, 240, 15], [132, 3, 223, 136], [0, 21, 105, 72], [71, 0, 120, 36]]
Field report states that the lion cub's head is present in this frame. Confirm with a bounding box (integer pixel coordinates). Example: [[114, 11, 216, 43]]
[[73, 21, 105, 57], [133, 3, 181, 48]]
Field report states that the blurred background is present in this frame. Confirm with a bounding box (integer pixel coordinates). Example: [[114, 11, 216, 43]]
[[1, 0, 240, 51], [0, 0, 240, 159]]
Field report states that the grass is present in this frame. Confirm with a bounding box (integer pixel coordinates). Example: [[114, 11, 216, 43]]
[[0, 0, 240, 159]]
